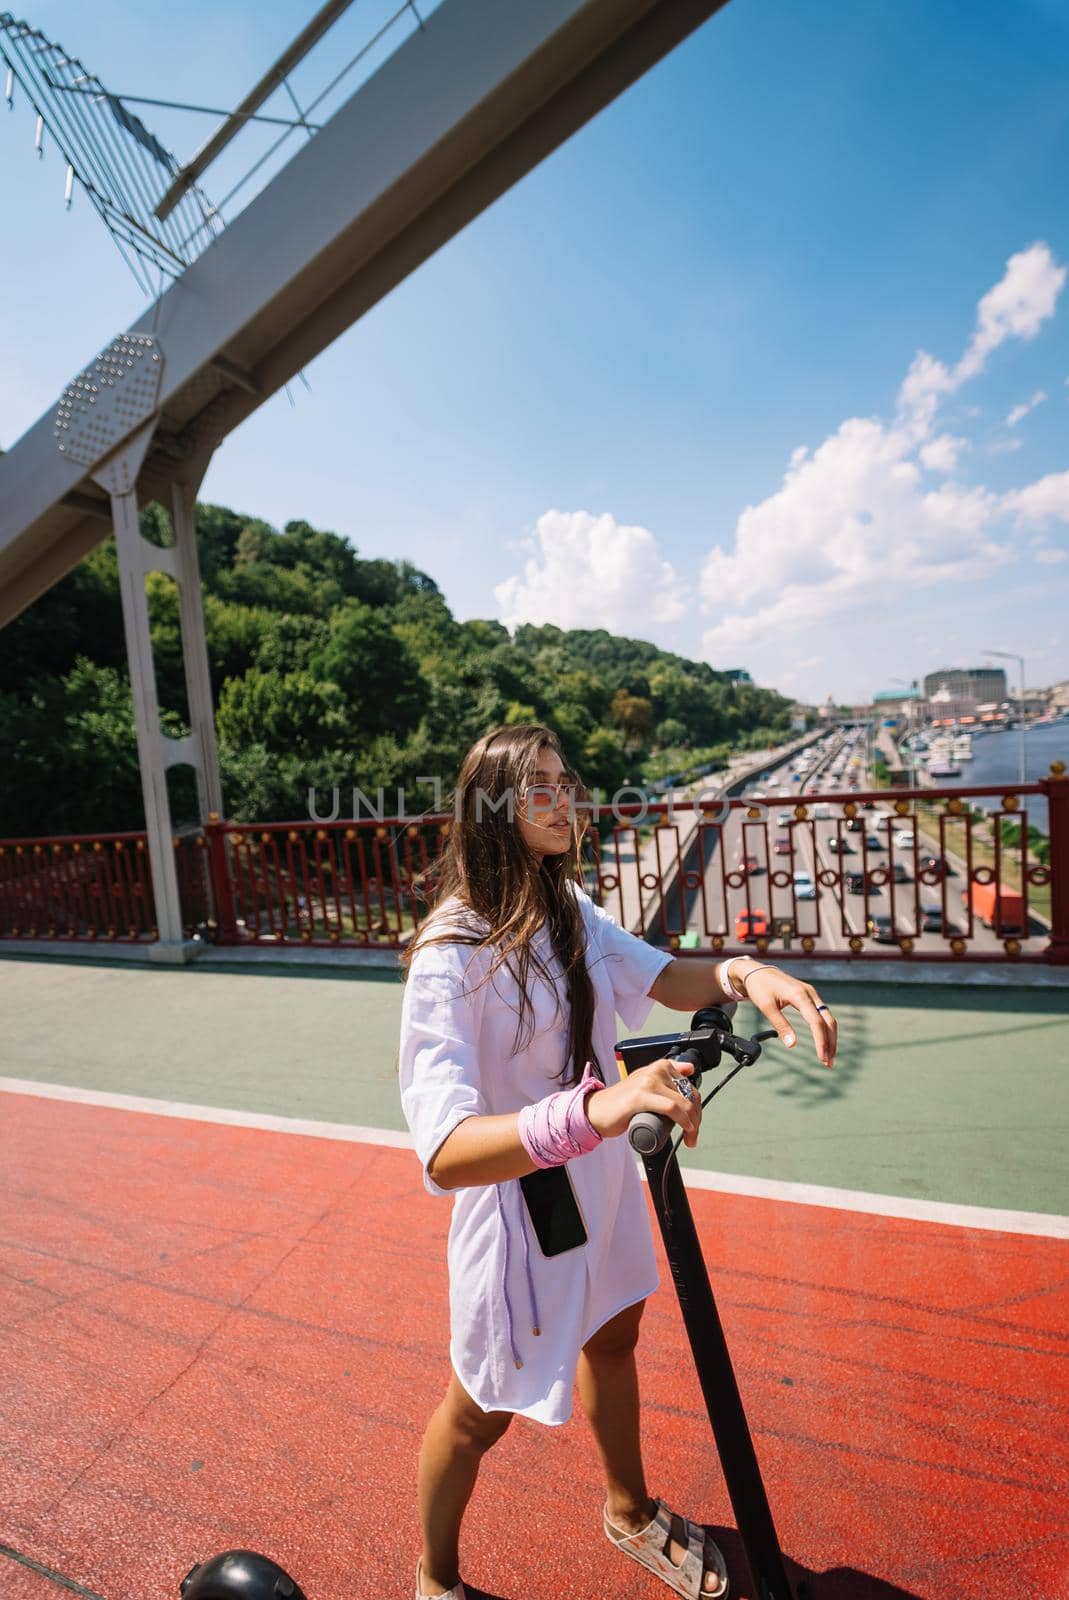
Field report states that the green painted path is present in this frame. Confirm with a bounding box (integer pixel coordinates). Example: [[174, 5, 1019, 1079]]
[[2, 955, 1067, 1216]]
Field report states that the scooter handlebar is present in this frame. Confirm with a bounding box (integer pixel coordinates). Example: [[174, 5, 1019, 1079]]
[[626, 1045, 703, 1155], [622, 1021, 779, 1154]]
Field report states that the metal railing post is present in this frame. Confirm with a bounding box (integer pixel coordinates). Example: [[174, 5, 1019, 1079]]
[[1041, 760, 1069, 965], [204, 815, 239, 944]]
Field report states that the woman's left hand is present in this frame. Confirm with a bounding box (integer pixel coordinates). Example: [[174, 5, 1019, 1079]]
[[742, 967, 837, 1069]]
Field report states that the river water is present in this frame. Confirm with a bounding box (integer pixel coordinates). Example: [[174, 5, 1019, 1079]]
[[924, 721, 1068, 833]]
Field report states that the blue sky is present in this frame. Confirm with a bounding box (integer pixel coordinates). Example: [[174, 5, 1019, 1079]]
[[2, 0, 1067, 705]]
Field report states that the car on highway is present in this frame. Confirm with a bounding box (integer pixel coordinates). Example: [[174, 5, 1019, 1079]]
[[894, 830, 916, 850], [890, 862, 910, 883], [827, 837, 855, 854], [920, 855, 952, 881], [845, 817, 863, 833], [773, 837, 793, 856], [920, 904, 963, 935], [737, 853, 761, 875], [777, 810, 794, 826], [734, 908, 769, 942], [813, 803, 831, 819], [793, 869, 816, 901], [867, 912, 900, 944], [863, 834, 885, 850], [846, 871, 881, 895]]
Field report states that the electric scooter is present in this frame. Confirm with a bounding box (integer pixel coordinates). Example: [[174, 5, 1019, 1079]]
[[181, 1008, 802, 1600], [617, 1005, 804, 1600]]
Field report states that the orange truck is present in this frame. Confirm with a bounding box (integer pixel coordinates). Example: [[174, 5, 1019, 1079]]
[[962, 881, 1026, 933]]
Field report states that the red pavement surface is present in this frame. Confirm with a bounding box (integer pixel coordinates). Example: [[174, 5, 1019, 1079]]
[[1, 1090, 1067, 1600]]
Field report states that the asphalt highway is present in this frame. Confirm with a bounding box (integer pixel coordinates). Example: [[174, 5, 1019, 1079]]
[[660, 732, 1043, 958]]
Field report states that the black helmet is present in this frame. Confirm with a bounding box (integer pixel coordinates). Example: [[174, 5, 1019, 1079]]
[[180, 1551, 308, 1600]]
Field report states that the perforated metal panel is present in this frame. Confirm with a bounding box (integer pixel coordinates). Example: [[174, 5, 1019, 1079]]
[[53, 334, 164, 472]]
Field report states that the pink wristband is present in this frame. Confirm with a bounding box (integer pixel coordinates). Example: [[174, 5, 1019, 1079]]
[[517, 1062, 605, 1168]]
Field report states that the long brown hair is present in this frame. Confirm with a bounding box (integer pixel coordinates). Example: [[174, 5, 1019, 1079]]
[[399, 723, 601, 1084]]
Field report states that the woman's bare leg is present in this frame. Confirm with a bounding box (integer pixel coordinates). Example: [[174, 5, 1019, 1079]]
[[417, 1368, 513, 1596], [579, 1301, 725, 1596], [577, 1299, 650, 1523]]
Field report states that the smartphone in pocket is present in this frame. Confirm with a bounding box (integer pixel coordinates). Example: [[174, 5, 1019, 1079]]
[[519, 1164, 588, 1257]]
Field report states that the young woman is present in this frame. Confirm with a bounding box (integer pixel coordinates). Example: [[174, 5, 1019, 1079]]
[[398, 724, 837, 1600]]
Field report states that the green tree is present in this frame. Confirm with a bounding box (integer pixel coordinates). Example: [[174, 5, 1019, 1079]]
[[309, 600, 424, 739], [654, 717, 689, 748], [610, 689, 654, 751], [582, 726, 630, 794], [0, 658, 167, 835], [217, 668, 348, 757]]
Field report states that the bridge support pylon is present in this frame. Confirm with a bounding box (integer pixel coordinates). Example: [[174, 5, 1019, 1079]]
[[92, 425, 221, 961]]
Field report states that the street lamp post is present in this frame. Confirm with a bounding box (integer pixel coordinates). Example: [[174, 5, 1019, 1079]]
[[890, 677, 919, 786], [984, 650, 1026, 784]]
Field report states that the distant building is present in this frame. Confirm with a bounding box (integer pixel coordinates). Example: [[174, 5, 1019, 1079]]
[[723, 668, 753, 685], [873, 687, 921, 703], [923, 667, 1007, 719]]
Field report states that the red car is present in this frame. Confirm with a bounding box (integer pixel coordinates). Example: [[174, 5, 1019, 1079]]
[[773, 837, 792, 856], [735, 908, 769, 942], [737, 853, 761, 875]]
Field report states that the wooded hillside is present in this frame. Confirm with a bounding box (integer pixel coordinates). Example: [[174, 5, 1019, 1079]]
[[0, 502, 793, 835]]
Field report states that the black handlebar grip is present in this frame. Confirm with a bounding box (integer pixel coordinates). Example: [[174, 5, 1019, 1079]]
[[626, 1046, 703, 1155], [628, 1109, 673, 1155]]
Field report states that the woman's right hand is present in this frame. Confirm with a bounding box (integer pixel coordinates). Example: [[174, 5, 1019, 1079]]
[[586, 1058, 702, 1149]]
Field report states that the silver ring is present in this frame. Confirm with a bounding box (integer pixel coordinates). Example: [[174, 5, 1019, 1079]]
[[671, 1077, 696, 1101]]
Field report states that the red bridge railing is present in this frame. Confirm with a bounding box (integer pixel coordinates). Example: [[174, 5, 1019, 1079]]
[[1, 766, 1066, 963]]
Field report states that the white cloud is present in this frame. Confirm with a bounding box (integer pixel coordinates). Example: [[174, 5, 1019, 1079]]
[[1003, 470, 1069, 527], [919, 434, 968, 473], [987, 436, 1023, 455], [956, 244, 1066, 382], [494, 509, 686, 634], [1006, 390, 1047, 426], [699, 244, 1066, 675], [700, 415, 1010, 659], [1035, 548, 1067, 564], [776, 653, 824, 683], [897, 243, 1065, 438], [897, 350, 953, 440]]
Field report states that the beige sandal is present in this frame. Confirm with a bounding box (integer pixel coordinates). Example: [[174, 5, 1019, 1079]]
[[415, 1559, 467, 1600], [605, 1497, 729, 1599]]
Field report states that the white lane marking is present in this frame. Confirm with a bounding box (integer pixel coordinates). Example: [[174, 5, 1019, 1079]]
[[667, 1165, 1069, 1240], [3, 1076, 1067, 1240], [0, 1076, 414, 1150]]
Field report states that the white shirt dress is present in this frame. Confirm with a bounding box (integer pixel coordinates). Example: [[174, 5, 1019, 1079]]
[[398, 885, 674, 1426]]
